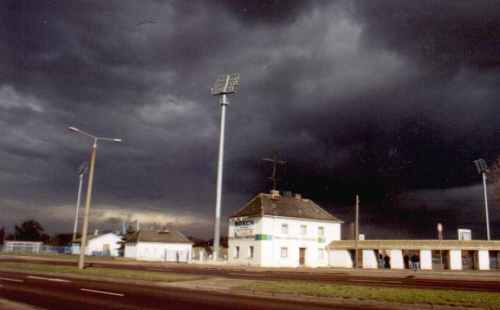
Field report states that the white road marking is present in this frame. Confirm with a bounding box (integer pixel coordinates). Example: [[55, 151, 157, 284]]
[[80, 288, 125, 297], [228, 272, 266, 277], [350, 279, 402, 284], [27, 275, 71, 283], [0, 277, 24, 283]]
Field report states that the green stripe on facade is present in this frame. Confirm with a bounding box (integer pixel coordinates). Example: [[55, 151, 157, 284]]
[[255, 234, 273, 240]]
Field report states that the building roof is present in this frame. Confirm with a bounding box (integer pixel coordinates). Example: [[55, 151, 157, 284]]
[[73, 232, 120, 244], [230, 192, 342, 223], [125, 229, 192, 244], [328, 240, 500, 251]]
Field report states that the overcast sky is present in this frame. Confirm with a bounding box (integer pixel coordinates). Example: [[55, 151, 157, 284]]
[[1, 0, 500, 239]]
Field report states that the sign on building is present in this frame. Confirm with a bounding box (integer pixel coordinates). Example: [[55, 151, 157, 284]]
[[233, 219, 255, 237]]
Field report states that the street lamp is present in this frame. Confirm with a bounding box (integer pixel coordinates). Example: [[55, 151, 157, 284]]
[[68, 126, 122, 269], [210, 73, 240, 260], [72, 161, 88, 242], [473, 158, 491, 240]]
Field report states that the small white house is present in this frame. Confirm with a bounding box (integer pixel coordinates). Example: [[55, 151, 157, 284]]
[[73, 232, 122, 256], [228, 190, 343, 268], [124, 229, 193, 262]]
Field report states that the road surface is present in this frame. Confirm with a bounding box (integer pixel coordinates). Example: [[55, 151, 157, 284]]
[[0, 270, 370, 310], [2, 256, 500, 292]]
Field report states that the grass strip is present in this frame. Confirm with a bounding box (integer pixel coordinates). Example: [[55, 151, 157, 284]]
[[0, 262, 203, 283], [242, 280, 500, 309]]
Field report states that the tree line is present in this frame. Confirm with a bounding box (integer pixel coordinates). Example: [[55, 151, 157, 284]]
[[0, 219, 74, 246]]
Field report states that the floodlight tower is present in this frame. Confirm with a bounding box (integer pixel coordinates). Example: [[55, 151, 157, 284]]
[[72, 161, 88, 242], [473, 158, 491, 240], [67, 126, 122, 269], [210, 73, 240, 260]]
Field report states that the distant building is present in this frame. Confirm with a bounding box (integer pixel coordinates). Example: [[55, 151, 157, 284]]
[[3, 241, 43, 254], [72, 232, 122, 256], [228, 190, 343, 267], [124, 229, 193, 262]]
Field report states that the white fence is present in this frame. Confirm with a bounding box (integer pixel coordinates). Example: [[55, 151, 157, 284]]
[[1, 243, 71, 255], [161, 249, 190, 263]]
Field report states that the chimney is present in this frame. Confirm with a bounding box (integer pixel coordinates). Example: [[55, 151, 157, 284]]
[[294, 193, 302, 200], [270, 189, 280, 200]]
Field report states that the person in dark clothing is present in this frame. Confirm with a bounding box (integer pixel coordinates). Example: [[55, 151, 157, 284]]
[[378, 253, 384, 268], [384, 255, 391, 269], [410, 254, 418, 271]]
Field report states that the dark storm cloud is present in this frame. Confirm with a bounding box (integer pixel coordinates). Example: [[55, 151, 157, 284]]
[[354, 1, 500, 69], [218, 0, 315, 25], [1, 0, 499, 239]]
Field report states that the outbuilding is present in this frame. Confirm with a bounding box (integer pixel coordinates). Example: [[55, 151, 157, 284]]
[[228, 190, 343, 268], [73, 232, 122, 256], [124, 229, 193, 262]]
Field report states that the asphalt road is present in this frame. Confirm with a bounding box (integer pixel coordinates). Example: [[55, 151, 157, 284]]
[[0, 270, 366, 310], [2, 256, 500, 292]]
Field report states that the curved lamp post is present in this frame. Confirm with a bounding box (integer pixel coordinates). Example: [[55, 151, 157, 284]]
[[72, 161, 88, 242], [68, 126, 122, 269]]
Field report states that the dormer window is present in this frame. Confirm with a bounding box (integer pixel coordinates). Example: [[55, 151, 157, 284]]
[[318, 226, 325, 237], [300, 225, 307, 235], [281, 223, 288, 234]]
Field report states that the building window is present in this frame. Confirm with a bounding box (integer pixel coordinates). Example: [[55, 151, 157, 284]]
[[318, 248, 325, 260], [281, 223, 288, 234], [281, 247, 288, 258], [300, 225, 307, 235], [235, 246, 240, 259], [249, 246, 254, 259], [318, 226, 324, 237]]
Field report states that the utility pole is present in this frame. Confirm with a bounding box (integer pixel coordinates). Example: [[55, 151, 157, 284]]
[[262, 151, 286, 190], [354, 194, 359, 268], [78, 139, 97, 269], [210, 73, 240, 261]]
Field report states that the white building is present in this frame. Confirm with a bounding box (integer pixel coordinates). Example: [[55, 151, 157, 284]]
[[73, 232, 122, 256], [124, 229, 193, 262], [228, 190, 343, 268]]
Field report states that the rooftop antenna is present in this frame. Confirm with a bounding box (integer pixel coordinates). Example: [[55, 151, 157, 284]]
[[262, 151, 286, 190]]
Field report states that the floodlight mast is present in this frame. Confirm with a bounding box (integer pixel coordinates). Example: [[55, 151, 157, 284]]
[[211, 73, 239, 261], [473, 158, 491, 240]]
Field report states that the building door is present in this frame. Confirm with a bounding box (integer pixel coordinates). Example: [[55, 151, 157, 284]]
[[103, 244, 110, 256], [490, 251, 499, 269], [299, 248, 306, 266], [462, 250, 476, 270]]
